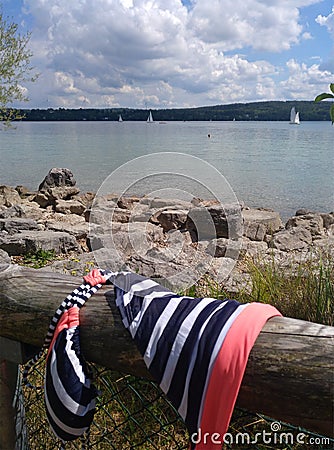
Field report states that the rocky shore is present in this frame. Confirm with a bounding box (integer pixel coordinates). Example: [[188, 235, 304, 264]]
[[0, 168, 333, 292]]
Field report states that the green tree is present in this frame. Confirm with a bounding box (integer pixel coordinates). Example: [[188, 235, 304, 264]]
[[0, 7, 38, 125], [315, 83, 334, 124]]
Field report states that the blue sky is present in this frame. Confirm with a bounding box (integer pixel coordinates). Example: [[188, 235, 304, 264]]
[[2, 0, 334, 108]]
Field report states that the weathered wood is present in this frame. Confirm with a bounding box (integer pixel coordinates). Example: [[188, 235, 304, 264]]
[[0, 360, 17, 449], [0, 264, 333, 437]]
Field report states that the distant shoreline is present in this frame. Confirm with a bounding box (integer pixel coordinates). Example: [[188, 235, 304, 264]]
[[12, 100, 331, 122]]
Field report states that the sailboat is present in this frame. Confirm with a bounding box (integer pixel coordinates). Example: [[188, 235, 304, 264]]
[[118, 114, 123, 122], [290, 107, 300, 125], [147, 111, 154, 123]]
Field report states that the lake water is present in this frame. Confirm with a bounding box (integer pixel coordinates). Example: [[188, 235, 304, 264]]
[[0, 120, 333, 220]]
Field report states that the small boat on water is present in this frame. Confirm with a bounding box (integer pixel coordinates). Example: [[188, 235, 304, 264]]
[[290, 107, 300, 125], [118, 114, 123, 122], [147, 111, 154, 123]]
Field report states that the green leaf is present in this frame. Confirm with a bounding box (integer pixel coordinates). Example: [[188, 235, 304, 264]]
[[330, 104, 334, 125], [330, 83, 334, 95], [315, 93, 334, 102]]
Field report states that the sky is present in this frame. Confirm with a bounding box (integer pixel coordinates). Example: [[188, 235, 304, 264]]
[[2, 0, 334, 109]]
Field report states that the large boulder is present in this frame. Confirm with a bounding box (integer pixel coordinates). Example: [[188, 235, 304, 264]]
[[0, 218, 41, 234], [242, 208, 282, 236], [285, 213, 324, 236], [185, 204, 243, 241], [269, 226, 313, 251], [0, 231, 81, 255], [38, 168, 76, 191]]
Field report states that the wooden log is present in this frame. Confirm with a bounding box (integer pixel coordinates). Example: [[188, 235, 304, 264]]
[[0, 264, 333, 437]]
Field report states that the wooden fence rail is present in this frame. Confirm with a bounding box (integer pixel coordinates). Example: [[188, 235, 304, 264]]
[[0, 263, 333, 443]]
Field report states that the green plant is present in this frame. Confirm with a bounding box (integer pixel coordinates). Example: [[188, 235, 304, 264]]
[[315, 83, 334, 124], [22, 248, 56, 269], [237, 251, 334, 326]]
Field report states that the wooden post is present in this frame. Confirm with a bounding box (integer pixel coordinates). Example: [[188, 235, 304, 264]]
[[0, 336, 32, 450], [0, 264, 333, 437]]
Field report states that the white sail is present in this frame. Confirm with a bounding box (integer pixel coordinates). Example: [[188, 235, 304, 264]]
[[118, 114, 123, 122], [147, 111, 154, 123], [290, 107, 300, 124]]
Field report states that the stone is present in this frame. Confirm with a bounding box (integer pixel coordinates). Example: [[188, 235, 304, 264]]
[[15, 185, 30, 197], [0, 185, 22, 207], [38, 168, 76, 191], [0, 249, 11, 264], [33, 186, 80, 209], [243, 221, 267, 241], [242, 208, 282, 235], [185, 204, 243, 241], [117, 196, 140, 210], [33, 192, 50, 208], [156, 210, 188, 232], [0, 231, 81, 255], [285, 214, 324, 236], [55, 199, 86, 215], [320, 213, 334, 230], [206, 238, 228, 257], [0, 218, 41, 234], [295, 208, 314, 216], [270, 226, 313, 251], [45, 220, 89, 239], [243, 239, 268, 257], [0, 205, 25, 219], [140, 197, 192, 210]]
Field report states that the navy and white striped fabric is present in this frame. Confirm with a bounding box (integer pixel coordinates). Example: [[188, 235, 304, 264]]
[[23, 275, 111, 443], [109, 271, 247, 436], [24, 268, 280, 448]]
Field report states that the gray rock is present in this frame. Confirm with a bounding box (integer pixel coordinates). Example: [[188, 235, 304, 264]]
[[242, 208, 282, 235], [0, 185, 22, 207], [243, 221, 267, 241], [0, 230, 81, 255], [38, 168, 76, 191], [33, 186, 80, 209], [156, 209, 188, 232], [243, 239, 268, 257], [45, 220, 89, 239], [206, 238, 245, 260], [285, 214, 324, 236], [295, 208, 314, 216], [140, 197, 192, 210], [0, 205, 24, 219], [186, 204, 243, 241], [0, 202, 45, 221], [270, 226, 313, 251], [320, 212, 334, 230], [0, 249, 11, 264], [55, 199, 86, 215], [0, 218, 41, 234]]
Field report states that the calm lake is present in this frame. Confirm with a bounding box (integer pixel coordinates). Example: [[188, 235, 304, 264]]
[[0, 120, 333, 220]]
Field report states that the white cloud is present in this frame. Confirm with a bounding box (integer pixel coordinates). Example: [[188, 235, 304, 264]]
[[316, 6, 334, 37], [279, 58, 333, 99], [19, 0, 334, 107]]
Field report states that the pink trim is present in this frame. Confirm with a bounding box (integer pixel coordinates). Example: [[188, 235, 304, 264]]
[[196, 303, 281, 449], [47, 306, 80, 359], [83, 269, 107, 286]]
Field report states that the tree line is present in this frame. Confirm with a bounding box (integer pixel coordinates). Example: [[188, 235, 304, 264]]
[[17, 100, 331, 122]]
